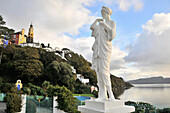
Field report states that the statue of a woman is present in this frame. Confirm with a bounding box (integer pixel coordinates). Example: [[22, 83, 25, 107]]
[[90, 6, 116, 101]]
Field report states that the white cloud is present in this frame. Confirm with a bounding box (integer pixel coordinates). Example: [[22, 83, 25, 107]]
[[0, 0, 96, 36], [100, 0, 143, 11], [124, 13, 170, 80], [118, 0, 143, 11], [111, 66, 141, 80], [49, 35, 94, 61], [110, 46, 127, 70], [142, 13, 170, 35]]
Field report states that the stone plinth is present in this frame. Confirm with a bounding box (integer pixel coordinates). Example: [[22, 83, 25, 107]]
[[53, 96, 66, 113], [78, 100, 135, 113]]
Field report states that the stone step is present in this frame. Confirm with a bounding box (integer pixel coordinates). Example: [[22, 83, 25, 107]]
[[85, 100, 124, 111], [78, 105, 135, 113]]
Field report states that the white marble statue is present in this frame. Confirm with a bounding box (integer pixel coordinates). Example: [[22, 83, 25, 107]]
[[91, 6, 116, 101]]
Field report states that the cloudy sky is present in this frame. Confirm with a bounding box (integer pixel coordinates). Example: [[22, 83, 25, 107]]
[[0, 0, 170, 80]]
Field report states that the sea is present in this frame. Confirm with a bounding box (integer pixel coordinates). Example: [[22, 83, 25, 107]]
[[118, 84, 170, 108]]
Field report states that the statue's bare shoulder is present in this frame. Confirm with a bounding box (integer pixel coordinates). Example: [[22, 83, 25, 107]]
[[110, 20, 116, 28]]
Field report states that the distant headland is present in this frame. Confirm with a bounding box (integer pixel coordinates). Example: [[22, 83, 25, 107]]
[[128, 76, 170, 84]]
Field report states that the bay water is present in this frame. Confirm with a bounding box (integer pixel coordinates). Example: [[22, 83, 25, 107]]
[[118, 84, 170, 108]]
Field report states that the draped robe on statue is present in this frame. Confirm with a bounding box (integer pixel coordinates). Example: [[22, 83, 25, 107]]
[[91, 21, 116, 87]]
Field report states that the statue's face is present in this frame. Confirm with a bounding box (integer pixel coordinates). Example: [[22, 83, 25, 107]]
[[101, 10, 109, 19]]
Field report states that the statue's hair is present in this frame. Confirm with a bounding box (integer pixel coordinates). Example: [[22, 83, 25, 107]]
[[101, 6, 112, 15]]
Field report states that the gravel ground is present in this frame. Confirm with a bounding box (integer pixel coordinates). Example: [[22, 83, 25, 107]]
[[0, 102, 6, 113]]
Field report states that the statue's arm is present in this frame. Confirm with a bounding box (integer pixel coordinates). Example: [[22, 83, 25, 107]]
[[109, 21, 116, 41], [90, 19, 103, 30], [100, 21, 116, 41]]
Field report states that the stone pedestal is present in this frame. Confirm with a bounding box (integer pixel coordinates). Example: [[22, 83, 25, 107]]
[[20, 95, 26, 113], [78, 100, 135, 113]]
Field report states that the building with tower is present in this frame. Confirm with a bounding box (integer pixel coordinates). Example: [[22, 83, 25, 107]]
[[11, 23, 34, 45], [27, 23, 34, 43], [11, 28, 27, 45]]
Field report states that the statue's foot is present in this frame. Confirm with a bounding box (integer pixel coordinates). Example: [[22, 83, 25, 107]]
[[94, 97, 107, 101], [108, 96, 115, 101]]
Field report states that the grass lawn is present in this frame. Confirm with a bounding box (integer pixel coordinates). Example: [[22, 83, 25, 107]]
[[73, 94, 95, 97]]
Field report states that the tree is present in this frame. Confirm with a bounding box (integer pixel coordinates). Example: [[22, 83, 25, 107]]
[[0, 15, 15, 40], [14, 46, 40, 60], [74, 79, 91, 94], [0, 15, 15, 64], [65, 52, 97, 86], [42, 81, 50, 90], [12, 59, 43, 83], [0, 45, 44, 83], [44, 61, 75, 92], [0, 15, 6, 25], [38, 48, 64, 68]]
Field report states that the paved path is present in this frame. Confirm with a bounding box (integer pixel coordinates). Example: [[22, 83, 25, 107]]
[[0, 102, 6, 113], [36, 107, 53, 113]]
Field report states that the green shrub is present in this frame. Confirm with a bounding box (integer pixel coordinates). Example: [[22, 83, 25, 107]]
[[21, 82, 80, 113], [42, 81, 50, 90], [1, 83, 13, 93], [45, 84, 79, 113], [74, 79, 91, 94], [22, 87, 31, 95], [125, 101, 156, 113], [5, 87, 22, 113], [56, 86, 80, 113], [27, 83, 45, 96], [157, 108, 170, 113]]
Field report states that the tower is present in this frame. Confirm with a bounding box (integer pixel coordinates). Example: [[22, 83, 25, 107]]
[[27, 23, 34, 43], [19, 28, 26, 44]]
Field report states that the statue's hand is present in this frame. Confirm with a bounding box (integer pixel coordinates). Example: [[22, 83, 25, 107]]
[[99, 21, 105, 26], [96, 18, 103, 22]]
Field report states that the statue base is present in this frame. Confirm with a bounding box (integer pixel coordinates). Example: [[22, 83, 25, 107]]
[[78, 99, 135, 113]]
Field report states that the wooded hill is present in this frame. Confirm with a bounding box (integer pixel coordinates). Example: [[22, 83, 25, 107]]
[[0, 45, 132, 96]]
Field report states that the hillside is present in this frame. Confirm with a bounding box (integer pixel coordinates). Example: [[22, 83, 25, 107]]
[[0, 45, 132, 96], [128, 76, 170, 84], [110, 74, 133, 97], [64, 49, 133, 97]]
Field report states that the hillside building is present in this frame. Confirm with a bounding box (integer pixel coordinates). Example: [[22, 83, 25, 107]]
[[12, 29, 27, 45], [19, 42, 41, 48], [11, 23, 34, 45], [76, 74, 89, 84], [0, 34, 11, 47]]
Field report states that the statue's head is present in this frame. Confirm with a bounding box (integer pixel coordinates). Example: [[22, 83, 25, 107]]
[[101, 6, 112, 19]]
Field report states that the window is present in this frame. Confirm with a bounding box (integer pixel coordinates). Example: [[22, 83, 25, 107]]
[[13, 35, 16, 39]]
